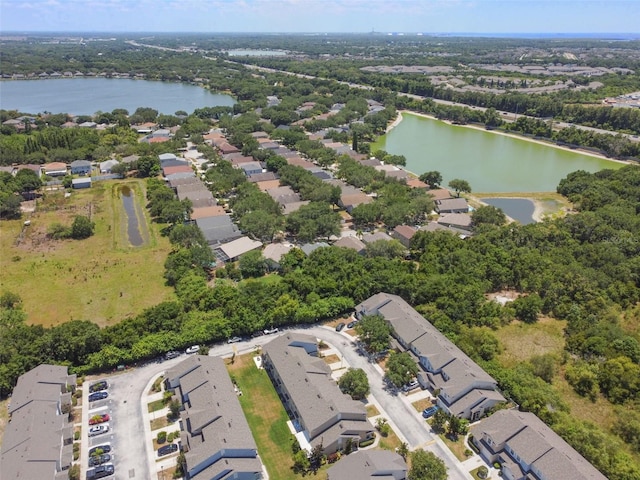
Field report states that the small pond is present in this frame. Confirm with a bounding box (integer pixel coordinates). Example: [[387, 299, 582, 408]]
[[483, 198, 536, 225], [120, 186, 143, 246]]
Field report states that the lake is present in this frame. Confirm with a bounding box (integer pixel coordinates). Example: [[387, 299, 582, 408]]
[[373, 113, 624, 192], [0, 78, 235, 116]]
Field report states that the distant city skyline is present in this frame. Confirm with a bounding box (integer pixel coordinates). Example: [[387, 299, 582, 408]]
[[1, 0, 639, 35]]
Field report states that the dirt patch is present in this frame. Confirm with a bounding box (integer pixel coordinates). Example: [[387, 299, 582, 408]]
[[486, 289, 521, 305]]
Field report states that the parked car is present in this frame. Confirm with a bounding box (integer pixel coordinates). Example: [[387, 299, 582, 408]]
[[86, 464, 114, 479], [347, 320, 358, 329], [402, 380, 419, 392], [263, 327, 279, 335], [88, 424, 109, 437], [89, 381, 108, 393], [88, 444, 111, 457], [89, 414, 110, 425], [88, 453, 112, 467], [422, 406, 439, 418], [185, 345, 200, 354], [227, 336, 242, 344], [157, 443, 179, 457], [335, 322, 346, 332], [88, 391, 108, 402], [165, 350, 180, 360]]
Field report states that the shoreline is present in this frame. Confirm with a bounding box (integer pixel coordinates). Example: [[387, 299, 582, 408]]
[[386, 110, 634, 166]]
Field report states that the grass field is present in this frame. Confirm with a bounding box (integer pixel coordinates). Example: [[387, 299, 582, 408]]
[[0, 179, 174, 327], [496, 317, 566, 367]]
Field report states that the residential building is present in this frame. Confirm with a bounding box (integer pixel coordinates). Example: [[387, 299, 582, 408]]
[[435, 198, 469, 214], [262, 333, 375, 454], [72, 177, 92, 189], [195, 215, 242, 245], [327, 450, 407, 480], [43, 162, 68, 177], [437, 213, 473, 232], [213, 236, 263, 263], [333, 236, 366, 254], [355, 293, 505, 420], [470, 409, 606, 480], [392, 225, 417, 248], [99, 159, 119, 174], [164, 356, 262, 480], [1, 365, 76, 480], [69, 159, 92, 175]]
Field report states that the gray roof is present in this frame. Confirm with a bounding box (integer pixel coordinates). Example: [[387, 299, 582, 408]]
[[327, 450, 407, 480], [1, 365, 76, 480], [334, 236, 366, 253], [263, 333, 373, 446], [436, 198, 469, 213], [195, 215, 241, 245], [300, 242, 329, 255], [361, 231, 393, 244], [356, 293, 501, 407], [70, 160, 92, 167], [165, 356, 261, 479], [471, 410, 607, 480]]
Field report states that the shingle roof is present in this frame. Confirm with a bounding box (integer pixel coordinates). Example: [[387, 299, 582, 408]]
[[165, 356, 261, 479], [327, 450, 407, 480], [471, 410, 607, 480]]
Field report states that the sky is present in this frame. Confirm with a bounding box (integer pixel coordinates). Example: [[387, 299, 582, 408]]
[[1, 0, 639, 35]]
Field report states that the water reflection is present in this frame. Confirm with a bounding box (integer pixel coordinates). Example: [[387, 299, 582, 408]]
[[120, 186, 143, 246]]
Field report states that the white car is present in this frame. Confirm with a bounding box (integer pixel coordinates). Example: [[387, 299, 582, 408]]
[[185, 345, 200, 354], [263, 327, 278, 335], [89, 424, 110, 437]]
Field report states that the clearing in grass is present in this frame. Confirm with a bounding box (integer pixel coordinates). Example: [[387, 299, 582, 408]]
[[0, 179, 174, 327]]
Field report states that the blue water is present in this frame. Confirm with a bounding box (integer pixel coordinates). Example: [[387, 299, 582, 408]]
[[0, 78, 235, 116], [483, 198, 535, 225]]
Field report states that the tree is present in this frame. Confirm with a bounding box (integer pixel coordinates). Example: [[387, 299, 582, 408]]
[[447, 414, 469, 438], [385, 351, 419, 388], [419, 171, 442, 187], [14, 169, 42, 194], [472, 205, 507, 228], [512, 294, 543, 323], [354, 314, 391, 355], [338, 368, 370, 400], [0, 192, 22, 219], [448, 179, 471, 197], [530, 353, 558, 384], [408, 450, 447, 480], [70, 215, 95, 239], [239, 250, 267, 278], [397, 442, 409, 460], [431, 408, 448, 432]]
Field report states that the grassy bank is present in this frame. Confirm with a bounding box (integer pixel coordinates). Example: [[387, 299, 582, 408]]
[[0, 179, 174, 327]]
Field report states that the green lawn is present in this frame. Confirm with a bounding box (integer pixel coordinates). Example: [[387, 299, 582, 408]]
[[0, 179, 174, 327]]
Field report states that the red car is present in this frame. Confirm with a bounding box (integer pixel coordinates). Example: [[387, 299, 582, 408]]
[[89, 414, 110, 425]]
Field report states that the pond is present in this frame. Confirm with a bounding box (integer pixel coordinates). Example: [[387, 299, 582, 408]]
[[483, 198, 536, 225], [373, 113, 625, 193], [0, 78, 235, 116], [120, 185, 144, 247]]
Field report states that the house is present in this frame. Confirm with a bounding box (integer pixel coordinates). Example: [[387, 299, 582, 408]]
[[327, 450, 407, 480], [406, 178, 429, 190], [99, 159, 119, 174], [428, 188, 453, 202], [69, 160, 92, 175], [262, 333, 375, 454], [72, 178, 92, 189], [339, 192, 373, 213], [213, 236, 263, 263], [164, 356, 262, 480], [121, 154, 140, 164], [1, 365, 76, 480], [435, 198, 469, 214], [195, 215, 241, 245], [247, 172, 279, 183], [240, 162, 264, 176], [190, 205, 227, 220], [361, 231, 393, 244], [43, 162, 68, 177], [263, 243, 293, 269], [334, 236, 366, 254], [163, 164, 193, 177], [437, 213, 473, 231], [470, 409, 606, 480], [392, 225, 417, 248], [218, 142, 240, 155], [78, 121, 97, 128], [158, 153, 178, 164], [300, 242, 329, 256], [355, 293, 505, 420]]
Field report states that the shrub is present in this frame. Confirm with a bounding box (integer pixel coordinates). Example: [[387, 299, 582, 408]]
[[359, 437, 375, 448], [477, 466, 488, 479], [493, 462, 501, 469], [74, 430, 80, 441], [464, 448, 473, 457], [68, 464, 80, 480], [157, 431, 167, 444]]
